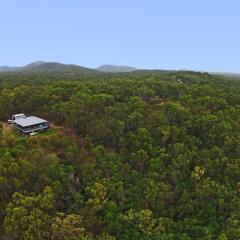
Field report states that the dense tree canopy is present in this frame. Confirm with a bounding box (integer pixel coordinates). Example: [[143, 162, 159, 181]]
[[0, 71, 240, 239]]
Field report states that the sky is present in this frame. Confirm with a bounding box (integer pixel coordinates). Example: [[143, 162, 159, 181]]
[[0, 0, 239, 72]]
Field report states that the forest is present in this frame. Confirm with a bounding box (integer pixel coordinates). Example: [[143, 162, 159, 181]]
[[0, 71, 240, 239]]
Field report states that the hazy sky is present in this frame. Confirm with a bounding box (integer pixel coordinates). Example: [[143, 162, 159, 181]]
[[0, 0, 239, 72]]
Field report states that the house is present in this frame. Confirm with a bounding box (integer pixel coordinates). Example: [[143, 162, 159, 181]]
[[11, 114, 49, 135]]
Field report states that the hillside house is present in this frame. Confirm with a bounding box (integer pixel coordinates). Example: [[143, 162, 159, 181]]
[[10, 114, 49, 135]]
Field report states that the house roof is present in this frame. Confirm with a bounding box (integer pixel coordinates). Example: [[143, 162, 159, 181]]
[[13, 113, 25, 118], [14, 116, 48, 127]]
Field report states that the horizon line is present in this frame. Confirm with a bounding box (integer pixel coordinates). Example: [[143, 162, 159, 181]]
[[0, 60, 239, 75]]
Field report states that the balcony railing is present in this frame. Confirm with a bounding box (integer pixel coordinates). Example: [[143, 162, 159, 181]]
[[15, 123, 48, 133]]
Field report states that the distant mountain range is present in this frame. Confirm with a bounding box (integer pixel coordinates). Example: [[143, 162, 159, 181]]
[[0, 62, 239, 77], [0, 61, 138, 73]]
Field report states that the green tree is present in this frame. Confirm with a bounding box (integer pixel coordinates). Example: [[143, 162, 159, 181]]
[[51, 213, 85, 240], [4, 187, 55, 240]]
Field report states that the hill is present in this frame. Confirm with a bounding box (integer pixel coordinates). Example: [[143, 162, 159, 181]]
[[0, 61, 99, 74], [97, 64, 137, 72], [23, 62, 99, 73]]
